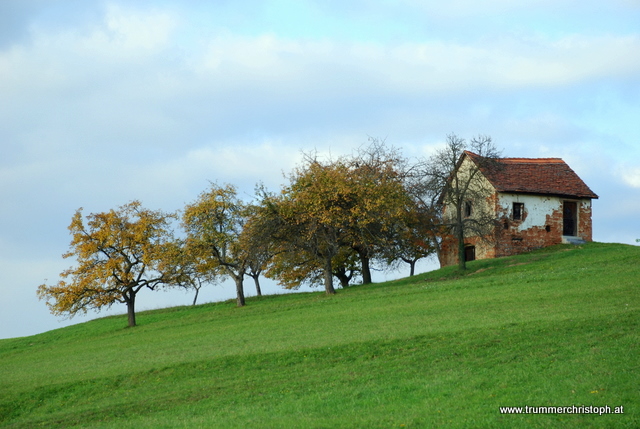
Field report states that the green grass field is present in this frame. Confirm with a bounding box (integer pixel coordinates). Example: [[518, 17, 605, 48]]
[[1, 242, 638, 428]]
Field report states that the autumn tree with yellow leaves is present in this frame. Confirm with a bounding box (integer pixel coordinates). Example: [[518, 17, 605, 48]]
[[182, 184, 252, 307], [257, 161, 347, 294], [345, 140, 417, 283], [37, 201, 189, 327], [258, 141, 418, 292]]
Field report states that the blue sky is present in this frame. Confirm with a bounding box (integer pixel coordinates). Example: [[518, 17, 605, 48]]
[[1, 0, 639, 339]]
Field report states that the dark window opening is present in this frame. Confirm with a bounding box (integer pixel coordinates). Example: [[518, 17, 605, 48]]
[[513, 202, 524, 220], [563, 201, 577, 236], [545, 225, 551, 233], [464, 201, 472, 218], [464, 245, 475, 262], [503, 221, 509, 230]]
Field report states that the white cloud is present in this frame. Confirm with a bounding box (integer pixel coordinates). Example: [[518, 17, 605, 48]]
[[3, 11, 639, 138], [128, 140, 306, 204], [103, 4, 177, 51], [618, 166, 640, 188], [396, 0, 640, 19], [193, 33, 640, 98]]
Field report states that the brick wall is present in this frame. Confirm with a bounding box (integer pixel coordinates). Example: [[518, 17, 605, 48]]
[[438, 194, 594, 267], [578, 199, 593, 241]]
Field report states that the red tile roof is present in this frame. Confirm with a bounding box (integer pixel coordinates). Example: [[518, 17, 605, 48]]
[[464, 151, 599, 199]]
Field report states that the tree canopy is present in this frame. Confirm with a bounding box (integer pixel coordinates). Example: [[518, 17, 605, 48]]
[[257, 160, 346, 294], [257, 140, 429, 292], [37, 201, 187, 327], [182, 184, 251, 307]]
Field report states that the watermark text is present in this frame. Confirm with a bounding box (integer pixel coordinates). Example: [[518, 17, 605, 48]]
[[500, 405, 624, 415]]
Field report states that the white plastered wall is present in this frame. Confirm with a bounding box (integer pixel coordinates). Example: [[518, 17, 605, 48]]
[[442, 156, 497, 227], [497, 193, 591, 236], [497, 193, 561, 231]]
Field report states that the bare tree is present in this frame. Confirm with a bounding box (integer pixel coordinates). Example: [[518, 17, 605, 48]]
[[426, 133, 502, 270]]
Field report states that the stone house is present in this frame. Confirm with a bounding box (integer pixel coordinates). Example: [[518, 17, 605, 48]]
[[439, 151, 599, 267]]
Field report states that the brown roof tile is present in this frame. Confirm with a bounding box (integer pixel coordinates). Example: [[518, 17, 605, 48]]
[[465, 151, 599, 199]]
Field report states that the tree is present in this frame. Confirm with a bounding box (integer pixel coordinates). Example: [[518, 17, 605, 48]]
[[257, 160, 356, 295], [179, 239, 221, 305], [426, 133, 502, 270], [246, 257, 265, 297], [240, 203, 277, 297], [182, 184, 250, 307], [263, 240, 360, 290], [383, 203, 438, 276], [37, 201, 187, 327], [345, 139, 417, 283], [330, 247, 361, 288], [258, 141, 418, 290]]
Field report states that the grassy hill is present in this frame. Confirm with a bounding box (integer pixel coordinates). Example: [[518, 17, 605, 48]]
[[0, 242, 638, 428]]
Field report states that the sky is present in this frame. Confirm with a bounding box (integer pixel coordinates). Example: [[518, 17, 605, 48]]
[[1, 0, 639, 339]]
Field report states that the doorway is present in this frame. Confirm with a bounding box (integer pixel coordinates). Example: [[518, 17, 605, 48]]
[[464, 245, 476, 262], [563, 201, 577, 236]]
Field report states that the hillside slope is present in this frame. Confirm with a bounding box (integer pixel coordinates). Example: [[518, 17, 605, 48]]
[[0, 242, 638, 428]]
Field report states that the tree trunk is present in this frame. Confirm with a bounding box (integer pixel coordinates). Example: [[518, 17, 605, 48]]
[[334, 269, 351, 288], [192, 286, 200, 306], [252, 275, 262, 297], [235, 275, 246, 307], [126, 290, 136, 327], [457, 225, 467, 270], [456, 203, 467, 270], [401, 257, 416, 277], [323, 255, 336, 295], [360, 254, 372, 284]]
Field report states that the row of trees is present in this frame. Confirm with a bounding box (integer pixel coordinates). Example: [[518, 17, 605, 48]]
[[38, 135, 500, 327]]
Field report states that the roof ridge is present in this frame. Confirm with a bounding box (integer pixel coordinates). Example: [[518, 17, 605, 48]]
[[464, 151, 564, 164], [499, 158, 565, 163]]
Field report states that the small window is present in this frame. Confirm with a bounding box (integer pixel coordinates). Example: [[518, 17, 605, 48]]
[[464, 201, 472, 217], [513, 202, 524, 220]]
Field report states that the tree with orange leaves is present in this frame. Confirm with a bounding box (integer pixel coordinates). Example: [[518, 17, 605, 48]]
[[37, 201, 188, 327]]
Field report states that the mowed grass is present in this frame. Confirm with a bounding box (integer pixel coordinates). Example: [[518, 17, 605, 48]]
[[0, 242, 638, 428]]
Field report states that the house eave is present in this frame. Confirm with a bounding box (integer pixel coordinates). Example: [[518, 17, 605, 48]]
[[495, 190, 599, 200]]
